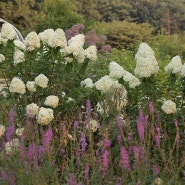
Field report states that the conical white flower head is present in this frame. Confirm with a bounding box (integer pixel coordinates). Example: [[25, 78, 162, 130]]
[[134, 43, 159, 78]]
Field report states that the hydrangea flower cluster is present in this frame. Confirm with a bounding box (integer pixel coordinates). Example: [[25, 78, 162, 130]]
[[165, 55, 182, 74], [134, 42, 159, 78], [161, 100, 176, 114]]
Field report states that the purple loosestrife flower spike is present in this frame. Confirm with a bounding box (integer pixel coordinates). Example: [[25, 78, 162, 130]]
[[43, 127, 53, 149], [67, 174, 78, 185], [80, 133, 87, 152], [149, 102, 155, 114], [1, 170, 7, 182], [116, 177, 122, 185], [155, 127, 160, 148], [120, 147, 131, 171], [153, 165, 159, 176], [133, 146, 140, 162], [27, 143, 37, 162], [10, 171, 15, 185], [73, 121, 79, 129], [137, 111, 145, 141], [6, 123, 15, 141], [86, 99, 91, 120], [84, 163, 90, 182], [38, 145, 45, 161], [8, 108, 15, 124], [103, 138, 111, 150], [103, 150, 109, 175]]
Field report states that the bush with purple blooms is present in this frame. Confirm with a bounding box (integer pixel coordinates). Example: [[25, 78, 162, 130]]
[[0, 21, 185, 185]]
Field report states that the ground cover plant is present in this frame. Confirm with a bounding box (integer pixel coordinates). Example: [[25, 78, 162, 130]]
[[0, 21, 185, 185]]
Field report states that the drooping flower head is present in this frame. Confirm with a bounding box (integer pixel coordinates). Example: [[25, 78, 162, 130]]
[[123, 71, 141, 88], [26, 103, 39, 117], [1, 23, 17, 42], [13, 49, 25, 65], [26, 81, 37, 93], [0, 54, 5, 63], [80, 78, 94, 88], [84, 45, 97, 61], [134, 42, 159, 78]]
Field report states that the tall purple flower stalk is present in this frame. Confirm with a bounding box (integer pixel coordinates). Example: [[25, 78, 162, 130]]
[[10, 171, 15, 185], [1, 170, 7, 182], [8, 108, 15, 124], [120, 147, 131, 171], [73, 121, 79, 129], [42, 127, 53, 149], [84, 163, 90, 183], [67, 174, 78, 185], [86, 99, 91, 120], [103, 150, 109, 175], [80, 133, 87, 152], [153, 165, 159, 176], [133, 146, 140, 162], [137, 110, 147, 141], [149, 102, 155, 114], [103, 138, 111, 150], [6, 123, 15, 142], [116, 177, 122, 185], [155, 127, 161, 148]]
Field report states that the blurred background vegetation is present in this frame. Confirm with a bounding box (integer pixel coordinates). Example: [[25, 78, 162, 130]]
[[1, 0, 185, 59]]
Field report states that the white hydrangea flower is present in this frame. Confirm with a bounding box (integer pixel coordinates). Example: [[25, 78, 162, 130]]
[[109, 61, 126, 79], [181, 63, 185, 77], [95, 75, 122, 94], [81, 78, 94, 88], [9, 77, 26, 94], [35, 74, 49, 88], [86, 119, 99, 132], [161, 100, 176, 114], [15, 128, 24, 137], [44, 95, 59, 108], [13, 49, 25, 65], [26, 103, 39, 116], [64, 57, 73, 64], [25, 32, 40, 51], [84, 45, 97, 61], [26, 81, 36, 93], [165, 55, 182, 74], [37, 107, 54, 125], [5, 138, 20, 154], [48, 29, 67, 48], [38, 29, 55, 45], [123, 71, 141, 88], [74, 49, 85, 63], [134, 43, 159, 78], [0, 124, 5, 138], [13, 40, 26, 51], [0, 54, 5, 63], [68, 34, 85, 47], [1, 23, 17, 41]]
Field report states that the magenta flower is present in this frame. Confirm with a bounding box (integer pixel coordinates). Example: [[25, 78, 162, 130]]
[[80, 133, 87, 152], [153, 165, 159, 176], [103, 150, 109, 175], [120, 147, 131, 171]]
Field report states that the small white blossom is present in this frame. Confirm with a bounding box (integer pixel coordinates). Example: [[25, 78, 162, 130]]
[[9, 77, 26, 94], [109, 61, 126, 79], [134, 43, 159, 78], [0, 124, 5, 138], [25, 32, 40, 51], [165, 55, 182, 74], [161, 100, 176, 114], [13, 40, 26, 51], [13, 49, 25, 65], [44, 95, 59, 108], [84, 45, 97, 61], [35, 74, 49, 88], [26, 81, 36, 92], [81, 78, 94, 88], [5, 139, 20, 154], [15, 128, 24, 137], [86, 119, 99, 132], [0, 54, 5, 63], [37, 107, 54, 125], [26, 103, 39, 116], [66, 97, 75, 103]]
